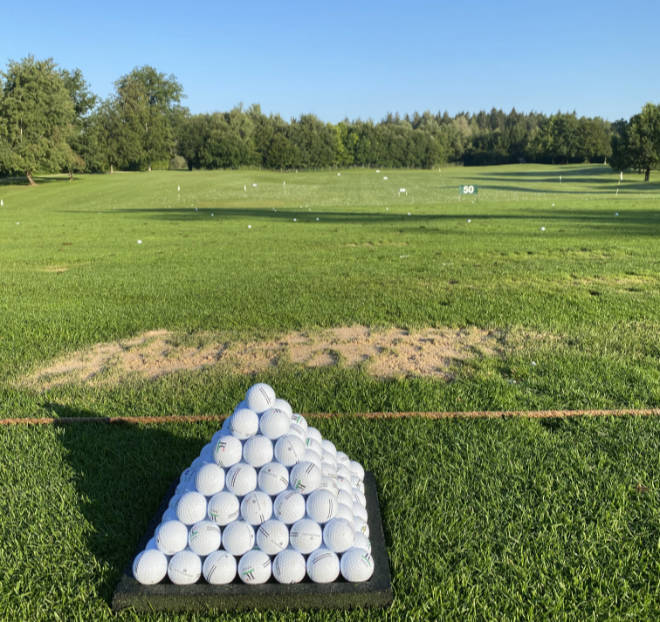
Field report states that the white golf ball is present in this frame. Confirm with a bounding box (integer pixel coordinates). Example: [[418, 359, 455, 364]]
[[321, 462, 338, 477], [353, 518, 369, 538], [305, 427, 322, 444], [337, 465, 352, 481], [349, 460, 365, 481], [353, 532, 372, 553], [168, 549, 202, 585], [323, 518, 355, 553], [290, 461, 322, 495], [273, 491, 306, 524], [238, 549, 271, 584], [207, 491, 240, 525], [340, 547, 374, 582], [290, 414, 308, 432], [195, 463, 225, 496], [336, 476, 352, 495], [229, 408, 259, 440], [306, 548, 340, 583], [338, 490, 353, 508], [243, 435, 274, 467], [272, 549, 306, 584], [353, 488, 367, 507], [317, 477, 339, 496], [302, 449, 322, 468], [306, 489, 338, 524], [321, 439, 337, 456], [273, 398, 293, 418], [258, 461, 290, 496], [274, 434, 306, 466], [222, 520, 255, 556], [336, 451, 350, 466], [245, 383, 276, 413], [225, 463, 257, 496], [289, 518, 323, 554], [156, 520, 188, 555], [188, 520, 222, 556], [203, 550, 237, 584], [335, 503, 354, 523], [213, 435, 243, 467], [353, 503, 368, 523], [240, 490, 273, 525], [288, 423, 306, 440], [256, 519, 289, 554], [259, 408, 291, 439], [133, 549, 168, 585], [176, 491, 208, 525]]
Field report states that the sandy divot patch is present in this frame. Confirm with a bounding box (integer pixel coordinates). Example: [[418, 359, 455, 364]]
[[21, 325, 502, 390]]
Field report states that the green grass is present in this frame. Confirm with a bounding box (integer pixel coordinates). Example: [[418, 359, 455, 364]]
[[0, 416, 658, 620], [1, 164, 659, 619]]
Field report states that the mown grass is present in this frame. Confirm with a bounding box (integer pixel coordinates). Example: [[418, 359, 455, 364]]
[[0, 415, 658, 620], [1, 164, 659, 619]]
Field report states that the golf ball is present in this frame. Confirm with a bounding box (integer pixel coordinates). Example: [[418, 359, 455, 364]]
[[242, 435, 274, 467], [306, 548, 340, 583], [274, 434, 306, 466], [272, 549, 306, 584], [273, 490, 306, 524], [257, 461, 290, 496], [245, 383, 276, 414], [222, 520, 255, 556], [289, 518, 323, 554], [229, 408, 259, 440], [207, 491, 240, 525], [306, 488, 338, 524], [340, 547, 374, 582], [195, 463, 225, 496], [273, 398, 293, 418], [168, 549, 202, 585], [323, 517, 355, 553], [353, 532, 372, 553], [238, 549, 271, 584], [202, 550, 237, 584], [176, 491, 208, 525], [259, 407, 291, 439], [225, 463, 257, 496], [188, 520, 222, 556], [256, 519, 289, 555], [133, 549, 168, 585], [156, 520, 188, 555], [240, 490, 273, 525], [213, 435, 243, 467], [289, 461, 322, 495]]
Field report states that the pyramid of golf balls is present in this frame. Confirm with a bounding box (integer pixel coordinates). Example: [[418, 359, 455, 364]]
[[132, 383, 374, 586]]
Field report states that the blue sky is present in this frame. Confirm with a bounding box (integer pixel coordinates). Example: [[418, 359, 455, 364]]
[[2, 0, 659, 122]]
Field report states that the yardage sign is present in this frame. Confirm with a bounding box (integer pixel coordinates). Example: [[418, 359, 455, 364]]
[[459, 184, 478, 195]]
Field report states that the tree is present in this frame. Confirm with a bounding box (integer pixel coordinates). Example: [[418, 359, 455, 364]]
[[60, 68, 97, 175], [627, 103, 660, 181], [108, 66, 183, 170], [0, 56, 75, 184]]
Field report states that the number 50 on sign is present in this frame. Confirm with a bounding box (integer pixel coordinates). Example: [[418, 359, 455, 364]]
[[459, 184, 478, 195]]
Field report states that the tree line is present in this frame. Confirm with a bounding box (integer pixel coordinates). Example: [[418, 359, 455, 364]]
[[1, 56, 659, 183]]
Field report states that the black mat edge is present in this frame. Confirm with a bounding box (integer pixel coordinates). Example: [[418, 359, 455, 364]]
[[112, 471, 392, 612]]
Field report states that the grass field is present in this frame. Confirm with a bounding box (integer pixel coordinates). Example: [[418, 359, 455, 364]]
[[1, 164, 659, 619]]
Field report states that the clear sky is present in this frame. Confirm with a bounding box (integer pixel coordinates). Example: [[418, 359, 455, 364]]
[[2, 0, 659, 123]]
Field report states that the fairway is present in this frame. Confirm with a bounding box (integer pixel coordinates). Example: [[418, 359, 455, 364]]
[[1, 164, 659, 620]]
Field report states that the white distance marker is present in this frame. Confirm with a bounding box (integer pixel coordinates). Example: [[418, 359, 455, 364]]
[[340, 547, 374, 582], [225, 463, 257, 496], [133, 549, 168, 585], [222, 521, 255, 556], [188, 520, 222, 556], [289, 461, 322, 495], [257, 461, 290, 496], [238, 549, 271, 584], [195, 463, 225, 496], [207, 491, 240, 525], [176, 491, 208, 525], [272, 549, 306, 584], [168, 549, 202, 585], [259, 408, 291, 440], [245, 383, 276, 414], [229, 408, 259, 440], [203, 550, 237, 584], [306, 548, 340, 583], [289, 518, 323, 554], [213, 435, 243, 467], [323, 518, 355, 553], [240, 490, 273, 525], [274, 434, 306, 466], [306, 488, 338, 524], [256, 519, 289, 555], [156, 520, 188, 555], [243, 435, 274, 468], [273, 491, 306, 524]]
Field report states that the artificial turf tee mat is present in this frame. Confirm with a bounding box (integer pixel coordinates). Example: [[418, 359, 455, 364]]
[[112, 471, 392, 612]]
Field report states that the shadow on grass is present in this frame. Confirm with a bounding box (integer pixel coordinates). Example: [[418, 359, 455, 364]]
[[86, 205, 660, 236], [56, 404, 209, 605], [0, 175, 78, 186]]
